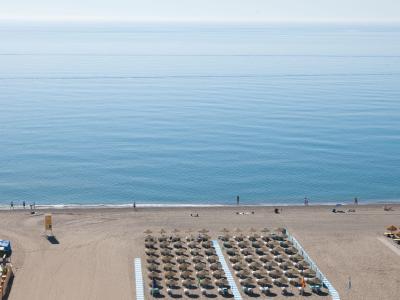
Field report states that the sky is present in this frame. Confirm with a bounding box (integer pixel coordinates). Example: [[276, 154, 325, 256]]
[[1, 0, 399, 23]]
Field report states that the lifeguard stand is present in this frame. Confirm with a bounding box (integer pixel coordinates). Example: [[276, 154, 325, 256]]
[[44, 214, 53, 236]]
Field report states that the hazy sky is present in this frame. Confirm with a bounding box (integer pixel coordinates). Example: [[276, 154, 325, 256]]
[[1, 0, 399, 22]]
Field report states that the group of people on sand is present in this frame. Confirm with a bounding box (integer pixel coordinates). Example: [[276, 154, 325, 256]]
[[9, 201, 36, 210]]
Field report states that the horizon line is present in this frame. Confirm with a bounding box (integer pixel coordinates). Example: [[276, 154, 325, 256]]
[[1, 16, 400, 24]]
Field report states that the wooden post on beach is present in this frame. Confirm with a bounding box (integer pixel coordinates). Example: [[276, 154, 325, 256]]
[[44, 214, 53, 236]]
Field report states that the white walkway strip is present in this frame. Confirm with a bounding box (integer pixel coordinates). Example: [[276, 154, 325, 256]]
[[286, 230, 340, 300], [212, 240, 242, 300], [134, 258, 145, 300]]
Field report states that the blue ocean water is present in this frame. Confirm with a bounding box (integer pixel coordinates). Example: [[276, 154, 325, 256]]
[[0, 22, 400, 206]]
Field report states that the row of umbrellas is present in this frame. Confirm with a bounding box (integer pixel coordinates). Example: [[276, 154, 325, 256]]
[[144, 231, 229, 292]]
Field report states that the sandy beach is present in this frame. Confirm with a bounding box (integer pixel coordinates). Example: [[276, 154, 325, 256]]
[[1, 204, 400, 300]]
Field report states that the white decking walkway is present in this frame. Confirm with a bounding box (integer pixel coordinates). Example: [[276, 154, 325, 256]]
[[212, 240, 242, 300], [134, 258, 145, 300]]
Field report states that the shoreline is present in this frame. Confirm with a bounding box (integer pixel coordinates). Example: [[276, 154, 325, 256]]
[[0, 199, 399, 210]]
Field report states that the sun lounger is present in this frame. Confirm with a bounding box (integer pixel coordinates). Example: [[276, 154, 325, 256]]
[[260, 286, 270, 294], [218, 287, 228, 296], [150, 287, 160, 296], [242, 286, 253, 295]]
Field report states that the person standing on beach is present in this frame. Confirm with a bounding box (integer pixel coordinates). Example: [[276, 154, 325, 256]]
[[23, 201, 26, 209], [10, 201, 14, 210], [236, 195, 240, 205], [354, 197, 358, 205]]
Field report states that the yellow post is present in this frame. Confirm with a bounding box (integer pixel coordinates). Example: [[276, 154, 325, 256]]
[[44, 214, 52, 234]]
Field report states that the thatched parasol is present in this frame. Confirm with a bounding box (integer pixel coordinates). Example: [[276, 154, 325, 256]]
[[221, 228, 230, 233], [165, 278, 178, 288], [163, 263, 175, 271], [241, 248, 253, 256], [233, 262, 247, 271], [238, 241, 249, 248], [307, 277, 322, 285], [212, 269, 225, 279], [161, 256, 173, 264], [285, 247, 298, 255], [188, 241, 198, 249], [274, 276, 289, 287], [275, 227, 286, 234], [146, 257, 159, 264], [160, 228, 166, 234], [248, 261, 262, 270], [257, 277, 272, 287], [239, 277, 255, 287], [290, 254, 303, 262], [160, 248, 172, 255], [289, 277, 301, 287], [210, 263, 222, 271], [199, 228, 209, 234], [180, 271, 193, 279], [215, 278, 229, 288], [202, 241, 212, 249], [165, 271, 177, 279], [175, 249, 186, 256], [194, 263, 207, 271], [236, 270, 251, 279], [190, 249, 202, 256], [259, 255, 272, 263], [182, 279, 195, 288], [252, 269, 268, 278], [148, 272, 161, 280], [302, 269, 316, 278], [173, 241, 184, 249], [147, 264, 160, 272], [179, 263, 191, 271], [386, 225, 397, 232], [279, 261, 293, 270], [192, 256, 205, 264], [244, 255, 255, 263], [285, 269, 299, 278], [176, 257, 188, 264], [199, 278, 213, 288], [196, 270, 210, 279], [296, 261, 310, 270], [269, 269, 283, 279], [205, 249, 217, 256], [144, 229, 153, 234], [226, 249, 237, 256], [207, 256, 218, 264]]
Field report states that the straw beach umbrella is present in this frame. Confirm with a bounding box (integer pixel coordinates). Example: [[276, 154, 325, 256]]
[[215, 278, 229, 288], [257, 277, 272, 287], [165, 271, 177, 279], [269, 269, 283, 279], [146, 257, 159, 264], [212, 269, 225, 279], [248, 261, 262, 270], [386, 225, 397, 232], [307, 277, 322, 285], [195, 263, 206, 271], [180, 271, 193, 279], [236, 270, 251, 279], [196, 270, 210, 279]]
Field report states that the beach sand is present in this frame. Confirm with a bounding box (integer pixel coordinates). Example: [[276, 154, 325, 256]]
[[1, 204, 400, 300]]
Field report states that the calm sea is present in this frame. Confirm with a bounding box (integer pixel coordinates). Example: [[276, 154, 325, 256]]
[[1, 22, 400, 206]]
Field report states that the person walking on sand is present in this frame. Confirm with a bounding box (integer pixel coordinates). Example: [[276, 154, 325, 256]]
[[10, 201, 14, 210], [354, 197, 358, 205], [23, 201, 26, 209]]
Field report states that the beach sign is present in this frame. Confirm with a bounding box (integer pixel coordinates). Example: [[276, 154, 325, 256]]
[[44, 214, 52, 232]]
